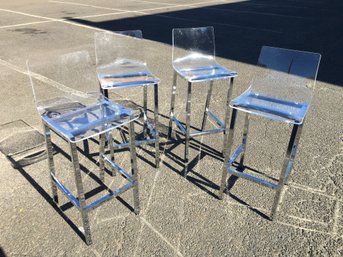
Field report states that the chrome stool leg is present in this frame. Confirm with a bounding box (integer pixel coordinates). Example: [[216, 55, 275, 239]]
[[283, 124, 304, 185], [153, 83, 160, 168], [99, 82, 109, 98], [219, 108, 237, 200], [99, 133, 106, 182], [239, 113, 250, 169], [143, 85, 148, 138], [128, 119, 140, 214], [70, 142, 92, 245], [270, 124, 303, 220], [223, 77, 235, 153], [184, 81, 192, 176], [168, 71, 178, 139], [201, 80, 214, 131], [44, 124, 58, 203], [108, 132, 116, 176]]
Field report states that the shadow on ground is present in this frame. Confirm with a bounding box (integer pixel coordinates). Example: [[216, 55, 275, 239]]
[[66, 0, 343, 86]]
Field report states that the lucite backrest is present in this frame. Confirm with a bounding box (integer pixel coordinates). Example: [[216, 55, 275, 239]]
[[252, 46, 321, 104], [95, 30, 145, 70], [27, 50, 101, 116], [172, 26, 216, 71]]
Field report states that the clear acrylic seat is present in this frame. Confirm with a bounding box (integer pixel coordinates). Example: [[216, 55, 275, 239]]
[[27, 50, 140, 245], [95, 30, 160, 167], [219, 46, 321, 220], [168, 26, 237, 176]]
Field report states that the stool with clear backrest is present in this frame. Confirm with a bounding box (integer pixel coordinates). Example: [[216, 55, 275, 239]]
[[168, 26, 237, 176], [219, 46, 321, 220], [95, 30, 160, 169], [27, 50, 140, 245]]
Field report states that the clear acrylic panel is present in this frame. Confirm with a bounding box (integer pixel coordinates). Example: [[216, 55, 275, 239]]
[[231, 46, 321, 124], [27, 50, 139, 142], [172, 26, 237, 82], [95, 31, 159, 89]]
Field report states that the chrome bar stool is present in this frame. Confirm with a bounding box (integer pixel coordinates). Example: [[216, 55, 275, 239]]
[[168, 26, 237, 176], [95, 30, 160, 168], [219, 46, 321, 220], [27, 51, 140, 245]]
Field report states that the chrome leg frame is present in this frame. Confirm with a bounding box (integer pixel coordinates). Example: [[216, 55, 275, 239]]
[[154, 83, 160, 168], [109, 132, 115, 176], [219, 108, 237, 200], [239, 113, 250, 169], [270, 123, 303, 220], [223, 77, 235, 153], [44, 123, 58, 203], [143, 85, 148, 138], [99, 82, 109, 98], [99, 132, 106, 182], [70, 142, 92, 245], [128, 118, 140, 214], [201, 80, 214, 131], [168, 71, 178, 139], [184, 81, 192, 176]]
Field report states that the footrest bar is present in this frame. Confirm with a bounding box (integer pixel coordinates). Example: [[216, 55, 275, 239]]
[[102, 155, 133, 182], [227, 167, 278, 189], [190, 127, 224, 137], [228, 144, 244, 166], [85, 181, 135, 210], [207, 110, 224, 127], [146, 121, 156, 138], [113, 138, 157, 150], [51, 173, 80, 209], [172, 116, 186, 135]]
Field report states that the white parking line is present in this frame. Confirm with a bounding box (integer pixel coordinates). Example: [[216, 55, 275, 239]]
[[0, 0, 282, 34], [48, 0, 282, 33], [0, 8, 115, 31], [129, 0, 225, 8], [50, 0, 126, 12], [0, 8, 57, 21], [50, 0, 194, 13], [0, 20, 53, 29], [73, 11, 130, 19], [154, 13, 281, 33]]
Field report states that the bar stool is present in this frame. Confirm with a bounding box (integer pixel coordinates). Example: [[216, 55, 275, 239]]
[[27, 51, 140, 245], [168, 26, 237, 176], [95, 30, 160, 168], [219, 46, 321, 220]]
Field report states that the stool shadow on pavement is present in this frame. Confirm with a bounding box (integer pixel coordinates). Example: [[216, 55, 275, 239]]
[[0, 120, 47, 168], [0, 247, 7, 257], [0, 120, 135, 243]]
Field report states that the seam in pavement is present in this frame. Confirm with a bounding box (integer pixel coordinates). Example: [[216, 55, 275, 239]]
[[141, 217, 184, 257]]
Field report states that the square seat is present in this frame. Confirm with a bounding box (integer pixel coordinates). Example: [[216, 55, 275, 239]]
[[173, 54, 237, 82], [40, 98, 139, 142], [175, 64, 237, 82], [97, 59, 160, 89], [230, 90, 309, 124]]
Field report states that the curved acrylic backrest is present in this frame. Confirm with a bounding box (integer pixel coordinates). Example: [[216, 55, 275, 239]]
[[94, 30, 160, 88], [252, 46, 321, 104], [172, 26, 216, 71], [27, 50, 101, 116], [231, 46, 321, 124], [95, 30, 145, 69]]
